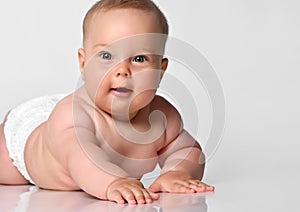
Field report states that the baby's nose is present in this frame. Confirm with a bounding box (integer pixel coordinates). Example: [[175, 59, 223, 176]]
[[115, 62, 131, 77], [116, 70, 129, 77]]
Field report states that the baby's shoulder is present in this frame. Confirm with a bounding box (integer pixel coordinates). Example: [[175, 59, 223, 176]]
[[151, 95, 181, 120], [46, 94, 76, 131], [47, 94, 94, 132], [151, 95, 183, 140]]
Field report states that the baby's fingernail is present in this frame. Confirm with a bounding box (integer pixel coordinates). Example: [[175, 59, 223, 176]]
[[208, 186, 215, 190], [138, 199, 145, 204], [129, 200, 137, 205]]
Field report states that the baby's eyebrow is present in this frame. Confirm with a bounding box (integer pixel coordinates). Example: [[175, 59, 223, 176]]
[[93, 43, 107, 49], [141, 47, 156, 54]]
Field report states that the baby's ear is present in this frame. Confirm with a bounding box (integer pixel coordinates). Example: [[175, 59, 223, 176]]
[[160, 58, 168, 78], [78, 48, 86, 79]]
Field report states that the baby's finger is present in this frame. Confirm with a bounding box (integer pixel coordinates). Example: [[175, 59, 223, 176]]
[[185, 182, 203, 192], [108, 190, 125, 204], [131, 188, 147, 204], [138, 190, 152, 204], [172, 180, 197, 193], [205, 185, 215, 191], [193, 183, 207, 192], [122, 189, 138, 205], [188, 180, 215, 192], [173, 182, 196, 193], [143, 190, 159, 203], [148, 190, 160, 200]]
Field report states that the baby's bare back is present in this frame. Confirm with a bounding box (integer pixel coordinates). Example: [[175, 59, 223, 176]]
[[24, 94, 80, 190]]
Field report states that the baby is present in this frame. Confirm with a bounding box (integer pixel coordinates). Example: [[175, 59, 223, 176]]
[[0, 0, 214, 205]]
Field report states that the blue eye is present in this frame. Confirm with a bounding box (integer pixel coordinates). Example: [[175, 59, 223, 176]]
[[99, 52, 112, 60], [133, 55, 146, 63]]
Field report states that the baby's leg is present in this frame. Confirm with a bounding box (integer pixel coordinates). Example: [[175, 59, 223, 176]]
[[0, 121, 30, 185]]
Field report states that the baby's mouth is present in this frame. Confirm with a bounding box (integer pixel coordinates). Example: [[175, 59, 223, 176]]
[[110, 87, 133, 97], [111, 87, 132, 92]]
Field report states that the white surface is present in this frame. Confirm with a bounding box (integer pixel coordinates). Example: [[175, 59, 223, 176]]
[[0, 185, 210, 211], [1, 0, 300, 211]]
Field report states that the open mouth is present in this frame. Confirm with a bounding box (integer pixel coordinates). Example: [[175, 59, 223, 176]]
[[111, 87, 133, 93], [111, 87, 133, 97]]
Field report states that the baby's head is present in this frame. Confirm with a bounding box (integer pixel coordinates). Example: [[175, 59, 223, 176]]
[[78, 0, 169, 118], [79, 0, 169, 63], [82, 0, 168, 48]]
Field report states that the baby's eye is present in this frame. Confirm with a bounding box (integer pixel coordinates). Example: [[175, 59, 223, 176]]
[[132, 55, 147, 63], [99, 52, 112, 60]]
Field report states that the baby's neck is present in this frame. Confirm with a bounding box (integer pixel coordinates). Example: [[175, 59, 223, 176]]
[[111, 111, 139, 122], [76, 86, 142, 122]]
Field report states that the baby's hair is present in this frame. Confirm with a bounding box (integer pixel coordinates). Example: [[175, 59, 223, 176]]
[[82, 0, 169, 45]]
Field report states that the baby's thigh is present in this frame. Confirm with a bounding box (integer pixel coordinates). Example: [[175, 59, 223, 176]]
[[0, 123, 29, 184]]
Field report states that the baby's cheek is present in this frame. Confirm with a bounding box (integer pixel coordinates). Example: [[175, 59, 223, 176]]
[[83, 56, 112, 97], [134, 70, 161, 91], [130, 90, 156, 111]]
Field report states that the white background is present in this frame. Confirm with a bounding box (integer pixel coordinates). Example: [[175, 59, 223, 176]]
[[0, 0, 300, 211]]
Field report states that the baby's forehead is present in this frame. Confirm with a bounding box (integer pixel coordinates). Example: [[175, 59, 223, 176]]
[[87, 8, 155, 26], [85, 8, 162, 36], [107, 33, 166, 48]]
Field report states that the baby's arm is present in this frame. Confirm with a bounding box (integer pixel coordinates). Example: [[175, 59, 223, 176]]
[[48, 100, 158, 204], [60, 127, 124, 198], [150, 130, 214, 193], [149, 96, 214, 193], [159, 130, 205, 178], [65, 127, 158, 204]]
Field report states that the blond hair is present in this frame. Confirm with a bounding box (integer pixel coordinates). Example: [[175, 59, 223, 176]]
[[82, 0, 169, 45]]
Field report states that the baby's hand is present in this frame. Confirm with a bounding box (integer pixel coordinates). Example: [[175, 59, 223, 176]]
[[107, 178, 159, 204], [149, 171, 214, 193]]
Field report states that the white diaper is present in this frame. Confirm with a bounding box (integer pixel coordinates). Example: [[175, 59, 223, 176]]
[[4, 94, 66, 184]]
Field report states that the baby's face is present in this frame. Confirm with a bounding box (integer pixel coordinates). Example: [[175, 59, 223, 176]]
[[79, 9, 168, 118]]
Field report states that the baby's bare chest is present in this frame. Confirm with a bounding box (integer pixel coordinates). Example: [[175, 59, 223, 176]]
[[95, 129, 163, 178], [96, 124, 166, 159], [94, 109, 167, 158]]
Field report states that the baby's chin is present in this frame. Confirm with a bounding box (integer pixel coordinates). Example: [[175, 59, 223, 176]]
[[97, 105, 139, 121], [94, 92, 156, 120], [111, 112, 139, 122]]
